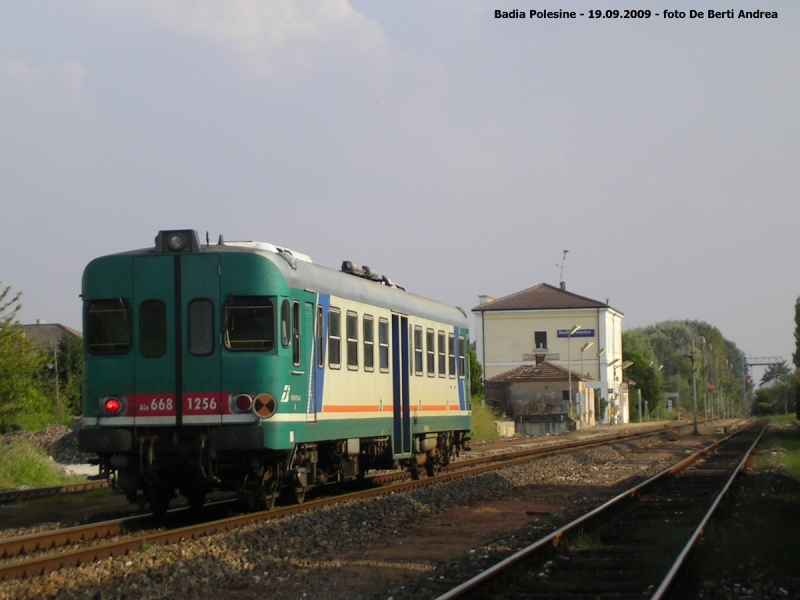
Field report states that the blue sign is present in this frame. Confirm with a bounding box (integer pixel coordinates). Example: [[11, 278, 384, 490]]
[[557, 329, 595, 338]]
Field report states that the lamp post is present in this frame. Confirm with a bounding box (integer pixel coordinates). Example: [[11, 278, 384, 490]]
[[580, 342, 593, 427], [566, 324, 581, 422], [607, 357, 619, 424], [619, 360, 634, 425]]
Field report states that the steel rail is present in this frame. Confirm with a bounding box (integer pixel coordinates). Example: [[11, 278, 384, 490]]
[[650, 423, 765, 599], [434, 420, 760, 600], [0, 424, 678, 581]]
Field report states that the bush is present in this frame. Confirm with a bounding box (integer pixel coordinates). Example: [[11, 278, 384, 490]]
[[470, 395, 501, 442]]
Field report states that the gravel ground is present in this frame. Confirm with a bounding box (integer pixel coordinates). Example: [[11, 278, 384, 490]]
[[0, 425, 95, 466], [0, 432, 705, 600]]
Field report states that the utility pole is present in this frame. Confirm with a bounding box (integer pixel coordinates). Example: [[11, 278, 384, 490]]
[[691, 339, 699, 435]]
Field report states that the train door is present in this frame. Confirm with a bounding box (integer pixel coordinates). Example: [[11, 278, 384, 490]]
[[180, 254, 222, 425], [391, 314, 411, 456], [133, 256, 177, 426]]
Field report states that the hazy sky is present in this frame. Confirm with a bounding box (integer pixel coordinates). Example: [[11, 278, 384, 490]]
[[2, 1, 797, 369]]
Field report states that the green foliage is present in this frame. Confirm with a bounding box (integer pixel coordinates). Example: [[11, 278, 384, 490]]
[[0, 283, 59, 432], [760, 360, 792, 386], [794, 297, 800, 369], [469, 347, 483, 396], [38, 334, 84, 421], [622, 349, 663, 420], [751, 373, 797, 416], [627, 319, 747, 418], [470, 395, 501, 441], [0, 440, 80, 490]]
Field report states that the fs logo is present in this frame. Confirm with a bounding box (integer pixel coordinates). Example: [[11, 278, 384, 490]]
[[280, 385, 291, 403]]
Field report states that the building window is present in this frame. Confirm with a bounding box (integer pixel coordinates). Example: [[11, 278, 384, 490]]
[[414, 326, 423, 375], [448, 332, 456, 378], [363, 315, 374, 372], [534, 331, 547, 350], [347, 311, 358, 369], [139, 300, 166, 358], [378, 318, 389, 372], [328, 308, 341, 368], [437, 330, 446, 377], [426, 329, 435, 377], [188, 299, 214, 356]]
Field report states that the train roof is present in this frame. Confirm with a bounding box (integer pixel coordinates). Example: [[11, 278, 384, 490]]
[[89, 230, 468, 329]]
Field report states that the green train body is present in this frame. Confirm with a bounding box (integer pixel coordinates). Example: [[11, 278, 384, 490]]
[[79, 230, 471, 511]]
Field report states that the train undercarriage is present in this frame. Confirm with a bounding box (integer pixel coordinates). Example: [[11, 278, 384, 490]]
[[82, 426, 470, 515]]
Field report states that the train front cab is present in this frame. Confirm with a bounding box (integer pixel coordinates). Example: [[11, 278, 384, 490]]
[[80, 230, 295, 510]]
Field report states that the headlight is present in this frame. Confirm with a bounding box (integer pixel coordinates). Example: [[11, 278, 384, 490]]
[[232, 393, 253, 413], [168, 233, 186, 251]]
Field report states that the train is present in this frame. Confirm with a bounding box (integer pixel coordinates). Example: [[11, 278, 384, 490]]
[[79, 229, 472, 513]]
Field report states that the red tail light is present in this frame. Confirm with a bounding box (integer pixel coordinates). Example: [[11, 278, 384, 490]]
[[233, 394, 253, 413], [101, 396, 124, 416]]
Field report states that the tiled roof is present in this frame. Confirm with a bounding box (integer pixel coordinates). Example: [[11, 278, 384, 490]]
[[487, 361, 591, 383], [22, 324, 82, 351], [472, 283, 610, 312]]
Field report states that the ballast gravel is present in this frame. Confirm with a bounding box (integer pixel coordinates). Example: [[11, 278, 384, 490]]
[[0, 432, 708, 600]]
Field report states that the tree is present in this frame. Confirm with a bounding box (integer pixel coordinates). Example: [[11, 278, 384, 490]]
[[794, 297, 800, 369], [760, 360, 791, 386], [622, 349, 663, 420], [469, 348, 484, 396], [0, 283, 57, 432]]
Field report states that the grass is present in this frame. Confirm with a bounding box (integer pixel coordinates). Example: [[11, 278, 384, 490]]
[[470, 395, 502, 442], [0, 440, 83, 490], [758, 416, 800, 480]]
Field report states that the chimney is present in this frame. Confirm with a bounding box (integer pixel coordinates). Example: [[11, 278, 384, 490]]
[[36, 319, 45, 324], [478, 295, 495, 306], [559, 281, 566, 291]]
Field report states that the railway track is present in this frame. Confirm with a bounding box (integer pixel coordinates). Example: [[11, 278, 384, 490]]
[[435, 421, 764, 600], [0, 424, 680, 581]]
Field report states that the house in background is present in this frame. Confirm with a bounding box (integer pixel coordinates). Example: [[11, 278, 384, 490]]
[[22, 320, 82, 352], [484, 361, 596, 430], [473, 282, 627, 425]]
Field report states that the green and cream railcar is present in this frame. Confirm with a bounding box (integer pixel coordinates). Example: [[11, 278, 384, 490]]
[[79, 230, 470, 512]]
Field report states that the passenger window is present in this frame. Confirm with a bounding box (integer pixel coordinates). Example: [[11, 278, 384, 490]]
[[140, 300, 166, 358], [414, 326, 423, 375], [188, 299, 214, 356], [223, 296, 275, 351], [328, 308, 341, 368], [317, 306, 324, 368], [347, 311, 359, 369], [280, 300, 290, 348], [437, 331, 446, 377], [378, 318, 389, 372], [448, 333, 456, 378], [292, 301, 301, 366], [426, 329, 435, 377], [458, 335, 466, 379], [86, 299, 133, 355], [363, 315, 374, 372]]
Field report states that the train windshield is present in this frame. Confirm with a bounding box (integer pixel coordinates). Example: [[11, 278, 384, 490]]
[[223, 296, 275, 351], [85, 299, 133, 355]]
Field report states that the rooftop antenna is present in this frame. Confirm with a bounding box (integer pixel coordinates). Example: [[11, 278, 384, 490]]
[[557, 249, 569, 288]]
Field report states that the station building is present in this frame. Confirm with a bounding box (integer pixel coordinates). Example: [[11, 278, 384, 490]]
[[472, 283, 627, 425]]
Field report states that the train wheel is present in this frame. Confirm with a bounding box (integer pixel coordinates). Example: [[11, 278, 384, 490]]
[[291, 486, 306, 504], [259, 466, 279, 511], [424, 460, 438, 478], [409, 462, 421, 480]]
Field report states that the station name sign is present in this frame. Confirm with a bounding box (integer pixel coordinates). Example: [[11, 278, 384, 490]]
[[557, 329, 595, 338]]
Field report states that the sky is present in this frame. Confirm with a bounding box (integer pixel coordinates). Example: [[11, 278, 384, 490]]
[[1, 1, 798, 370]]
